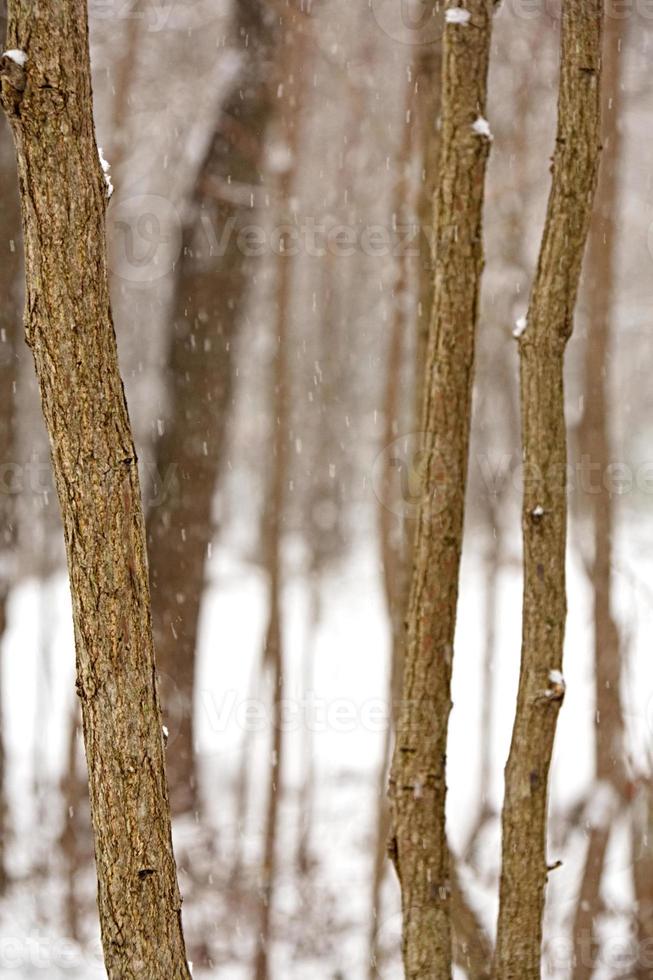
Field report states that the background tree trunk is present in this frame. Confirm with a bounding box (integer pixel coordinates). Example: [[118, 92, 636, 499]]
[[0, 6, 21, 890], [388, 3, 494, 976], [146, 0, 278, 816], [253, 7, 308, 977], [494, 3, 603, 976], [571, 17, 627, 978], [0, 3, 190, 975]]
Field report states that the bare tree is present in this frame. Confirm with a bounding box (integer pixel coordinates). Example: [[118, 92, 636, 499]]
[[571, 17, 628, 978], [147, 0, 278, 815], [254, 6, 309, 977], [494, 3, 603, 976], [387, 3, 494, 975], [0, 4, 190, 976]]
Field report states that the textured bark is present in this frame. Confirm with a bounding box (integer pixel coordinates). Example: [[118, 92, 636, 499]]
[[494, 4, 603, 977], [146, 0, 277, 815], [387, 3, 494, 976], [571, 18, 626, 978], [0, 4, 190, 976]]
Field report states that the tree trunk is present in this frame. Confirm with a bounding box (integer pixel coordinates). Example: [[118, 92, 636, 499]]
[[571, 17, 626, 978], [387, 4, 494, 976], [253, 8, 307, 977], [146, 0, 277, 816], [632, 785, 653, 978], [494, 4, 603, 977], [0, 5, 190, 976]]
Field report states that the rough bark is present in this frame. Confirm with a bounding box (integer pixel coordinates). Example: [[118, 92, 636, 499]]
[[387, 3, 494, 976], [571, 17, 626, 978], [146, 0, 277, 815], [0, 4, 190, 976], [494, 4, 603, 977]]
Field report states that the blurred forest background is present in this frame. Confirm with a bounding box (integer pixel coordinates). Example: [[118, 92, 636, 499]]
[[0, 1, 652, 977]]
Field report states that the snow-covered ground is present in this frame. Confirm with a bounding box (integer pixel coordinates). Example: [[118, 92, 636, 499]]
[[1, 516, 652, 977]]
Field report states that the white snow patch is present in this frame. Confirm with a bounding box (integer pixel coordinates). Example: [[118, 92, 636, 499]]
[[98, 146, 113, 198], [267, 141, 294, 175], [446, 7, 471, 24], [513, 315, 527, 338], [548, 669, 565, 688], [471, 116, 493, 140], [2, 49, 27, 66]]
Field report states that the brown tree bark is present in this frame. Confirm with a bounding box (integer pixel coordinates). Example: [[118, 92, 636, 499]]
[[494, 4, 603, 977], [146, 0, 277, 815], [387, 4, 494, 976], [571, 17, 627, 978], [0, 4, 190, 976]]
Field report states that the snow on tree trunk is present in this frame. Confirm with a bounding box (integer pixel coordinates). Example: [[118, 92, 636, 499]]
[[387, 3, 494, 976], [494, 2, 603, 976]]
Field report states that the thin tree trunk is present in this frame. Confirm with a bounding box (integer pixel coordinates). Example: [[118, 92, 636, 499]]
[[632, 785, 653, 978], [450, 864, 492, 980], [387, 5, 494, 976], [146, 0, 277, 816], [295, 575, 319, 875], [0, 6, 190, 976], [571, 18, 626, 978], [253, 9, 307, 976], [494, 5, 603, 977], [369, 71, 416, 976]]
